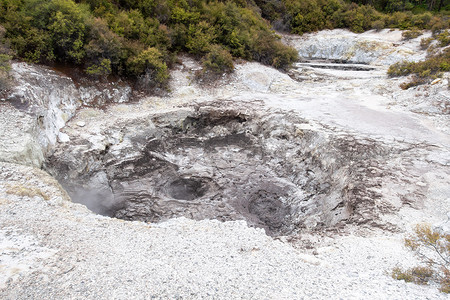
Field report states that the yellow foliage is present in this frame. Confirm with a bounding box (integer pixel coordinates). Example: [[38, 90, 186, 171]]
[[394, 223, 450, 293]]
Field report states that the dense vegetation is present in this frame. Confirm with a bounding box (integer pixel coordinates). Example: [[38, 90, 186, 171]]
[[0, 0, 448, 89], [257, 0, 449, 34], [0, 0, 298, 88]]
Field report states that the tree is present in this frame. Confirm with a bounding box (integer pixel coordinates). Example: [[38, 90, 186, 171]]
[[28, 0, 90, 62]]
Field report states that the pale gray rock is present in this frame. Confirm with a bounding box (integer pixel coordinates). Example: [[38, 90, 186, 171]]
[[434, 211, 450, 235], [0, 162, 447, 299], [0, 105, 43, 167], [78, 81, 131, 106], [6, 63, 80, 152], [0, 62, 132, 167], [285, 29, 427, 65]]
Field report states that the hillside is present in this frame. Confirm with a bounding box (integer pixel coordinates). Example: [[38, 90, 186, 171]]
[[0, 0, 448, 89]]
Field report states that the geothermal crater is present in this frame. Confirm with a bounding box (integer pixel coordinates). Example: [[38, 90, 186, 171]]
[[45, 102, 391, 236]]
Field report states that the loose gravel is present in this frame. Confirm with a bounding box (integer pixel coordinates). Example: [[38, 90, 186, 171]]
[[0, 162, 447, 299]]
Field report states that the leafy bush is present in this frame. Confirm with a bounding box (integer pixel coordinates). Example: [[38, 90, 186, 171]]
[[85, 58, 111, 77], [268, 0, 449, 34], [372, 19, 385, 31], [126, 47, 168, 84], [388, 47, 450, 88], [85, 17, 123, 69], [402, 28, 423, 40], [436, 30, 450, 47], [250, 31, 298, 70], [0, 0, 448, 89], [185, 21, 216, 55], [201, 44, 234, 75], [23, 0, 90, 63], [0, 26, 12, 91], [392, 224, 449, 293], [333, 3, 382, 33], [392, 266, 415, 282], [420, 37, 434, 49], [398, 75, 428, 89], [0, 53, 11, 91], [429, 16, 449, 35]]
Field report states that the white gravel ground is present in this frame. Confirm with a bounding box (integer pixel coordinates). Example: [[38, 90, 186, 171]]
[[0, 162, 448, 299]]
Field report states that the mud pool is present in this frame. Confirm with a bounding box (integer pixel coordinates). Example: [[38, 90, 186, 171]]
[[45, 101, 397, 236]]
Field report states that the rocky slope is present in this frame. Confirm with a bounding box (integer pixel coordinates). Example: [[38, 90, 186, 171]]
[[0, 29, 449, 299], [0, 63, 132, 167]]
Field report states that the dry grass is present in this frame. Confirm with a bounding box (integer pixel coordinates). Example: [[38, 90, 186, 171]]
[[392, 266, 433, 285], [5, 183, 50, 201], [392, 224, 450, 293], [29, 168, 71, 202], [0, 197, 10, 205]]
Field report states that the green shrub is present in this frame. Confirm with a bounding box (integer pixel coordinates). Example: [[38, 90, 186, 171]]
[[185, 21, 216, 55], [0, 0, 448, 89], [0, 0, 301, 89], [286, 0, 342, 34], [392, 266, 414, 282], [250, 31, 298, 70], [0, 53, 11, 91], [392, 266, 434, 284], [85, 17, 123, 70], [126, 47, 169, 84], [0, 26, 12, 91], [201, 44, 234, 75], [85, 58, 111, 76], [388, 48, 450, 88], [410, 266, 434, 284], [372, 19, 385, 31], [436, 30, 450, 47], [32, 0, 90, 63], [420, 37, 434, 49], [265, 0, 448, 34], [388, 61, 412, 77], [402, 28, 423, 40], [430, 16, 449, 35], [399, 75, 427, 89]]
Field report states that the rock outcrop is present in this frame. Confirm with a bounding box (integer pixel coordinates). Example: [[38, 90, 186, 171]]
[[0, 63, 132, 167], [284, 29, 427, 65]]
